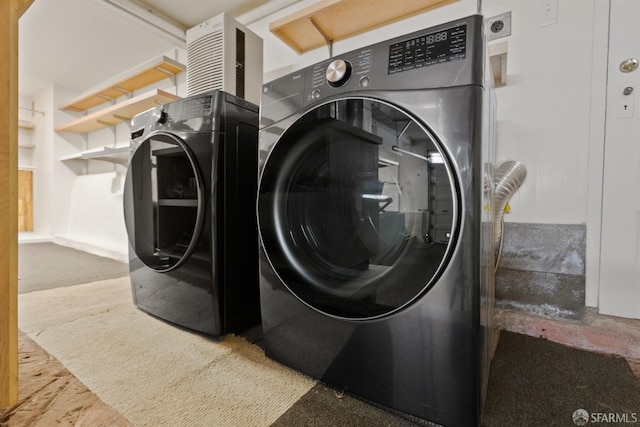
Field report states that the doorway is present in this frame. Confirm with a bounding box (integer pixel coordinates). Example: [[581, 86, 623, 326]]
[[597, 0, 640, 319]]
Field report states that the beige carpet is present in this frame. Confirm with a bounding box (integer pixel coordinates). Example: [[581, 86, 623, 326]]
[[18, 277, 316, 426]]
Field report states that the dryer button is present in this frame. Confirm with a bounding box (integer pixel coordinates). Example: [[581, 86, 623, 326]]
[[311, 89, 321, 100], [359, 76, 370, 87]]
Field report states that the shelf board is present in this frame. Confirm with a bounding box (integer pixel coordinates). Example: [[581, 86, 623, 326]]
[[60, 145, 130, 167], [59, 56, 185, 113], [55, 89, 179, 134], [270, 0, 454, 54], [18, 119, 35, 129]]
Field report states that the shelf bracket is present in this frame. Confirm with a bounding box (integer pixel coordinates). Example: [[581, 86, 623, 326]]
[[154, 66, 174, 76], [309, 17, 333, 57], [112, 86, 133, 99], [395, 120, 412, 140], [19, 102, 44, 117]]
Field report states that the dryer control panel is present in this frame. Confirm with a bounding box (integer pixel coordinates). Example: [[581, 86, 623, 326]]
[[388, 23, 467, 74], [260, 15, 483, 127]]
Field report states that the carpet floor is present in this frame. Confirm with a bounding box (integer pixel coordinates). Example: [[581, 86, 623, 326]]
[[11, 243, 640, 426]]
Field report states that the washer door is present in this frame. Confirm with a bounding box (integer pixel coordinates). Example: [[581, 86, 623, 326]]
[[124, 131, 204, 272], [259, 98, 459, 319]]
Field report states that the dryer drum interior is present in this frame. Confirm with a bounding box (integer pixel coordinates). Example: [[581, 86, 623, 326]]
[[125, 131, 205, 273], [259, 98, 459, 320]]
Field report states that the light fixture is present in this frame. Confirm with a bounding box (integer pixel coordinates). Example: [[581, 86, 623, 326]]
[[101, 0, 187, 46]]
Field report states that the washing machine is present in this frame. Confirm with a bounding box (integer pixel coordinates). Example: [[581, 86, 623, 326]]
[[124, 90, 261, 336], [258, 15, 495, 426]]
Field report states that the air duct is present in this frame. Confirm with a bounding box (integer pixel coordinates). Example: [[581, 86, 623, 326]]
[[494, 160, 527, 271]]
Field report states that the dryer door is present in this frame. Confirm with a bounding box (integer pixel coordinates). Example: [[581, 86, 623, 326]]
[[259, 98, 459, 319], [124, 131, 205, 272]]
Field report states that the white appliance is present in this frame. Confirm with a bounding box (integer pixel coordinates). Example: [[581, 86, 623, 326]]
[[186, 13, 263, 105]]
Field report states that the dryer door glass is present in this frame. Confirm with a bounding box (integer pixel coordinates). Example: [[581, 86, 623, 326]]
[[259, 98, 458, 319], [124, 132, 204, 272]]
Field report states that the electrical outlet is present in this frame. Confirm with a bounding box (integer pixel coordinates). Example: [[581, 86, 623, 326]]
[[486, 12, 512, 41]]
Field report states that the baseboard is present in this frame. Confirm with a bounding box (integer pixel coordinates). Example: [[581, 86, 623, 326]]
[[495, 307, 640, 360], [53, 236, 127, 263]]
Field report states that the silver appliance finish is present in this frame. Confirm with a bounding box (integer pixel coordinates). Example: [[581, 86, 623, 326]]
[[258, 15, 495, 426]]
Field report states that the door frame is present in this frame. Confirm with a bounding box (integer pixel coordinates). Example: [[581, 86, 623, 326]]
[[586, 0, 640, 317], [585, 0, 610, 309], [1, 0, 35, 408]]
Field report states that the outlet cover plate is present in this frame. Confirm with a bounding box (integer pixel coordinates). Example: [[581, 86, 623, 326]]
[[486, 11, 512, 41]]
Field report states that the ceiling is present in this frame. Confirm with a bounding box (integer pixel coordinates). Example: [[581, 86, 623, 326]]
[[18, 0, 277, 99]]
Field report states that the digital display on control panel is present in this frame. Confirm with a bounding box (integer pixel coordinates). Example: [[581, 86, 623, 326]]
[[178, 95, 213, 119], [388, 24, 466, 74]]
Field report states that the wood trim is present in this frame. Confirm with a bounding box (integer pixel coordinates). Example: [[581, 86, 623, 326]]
[[16, 0, 34, 18], [18, 170, 33, 232], [0, 0, 33, 408]]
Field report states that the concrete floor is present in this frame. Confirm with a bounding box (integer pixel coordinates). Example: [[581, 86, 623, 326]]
[[497, 307, 640, 363]]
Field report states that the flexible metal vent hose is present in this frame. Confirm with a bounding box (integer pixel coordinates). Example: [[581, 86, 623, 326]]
[[494, 160, 527, 271]]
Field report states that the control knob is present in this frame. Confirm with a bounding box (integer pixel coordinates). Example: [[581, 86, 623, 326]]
[[326, 59, 352, 87], [151, 107, 167, 124]]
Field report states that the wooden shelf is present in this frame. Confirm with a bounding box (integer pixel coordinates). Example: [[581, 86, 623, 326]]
[[55, 89, 178, 134], [270, 0, 454, 54], [59, 56, 184, 113], [60, 145, 129, 167], [18, 119, 35, 130]]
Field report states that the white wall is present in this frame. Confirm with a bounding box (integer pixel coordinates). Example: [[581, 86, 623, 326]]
[[482, 0, 594, 224], [26, 49, 185, 260], [18, 96, 40, 170], [24, 0, 596, 259], [245, 0, 595, 226], [61, 172, 128, 259], [32, 86, 55, 237]]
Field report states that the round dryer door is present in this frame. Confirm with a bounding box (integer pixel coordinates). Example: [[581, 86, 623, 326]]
[[124, 131, 204, 272], [259, 98, 459, 319]]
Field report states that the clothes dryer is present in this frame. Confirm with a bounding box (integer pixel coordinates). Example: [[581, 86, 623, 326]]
[[124, 91, 260, 336], [258, 15, 495, 426]]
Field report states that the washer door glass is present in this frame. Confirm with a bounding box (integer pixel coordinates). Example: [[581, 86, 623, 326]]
[[124, 132, 204, 272], [259, 98, 458, 319]]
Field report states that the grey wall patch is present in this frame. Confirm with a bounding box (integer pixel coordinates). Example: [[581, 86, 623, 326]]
[[496, 223, 586, 320]]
